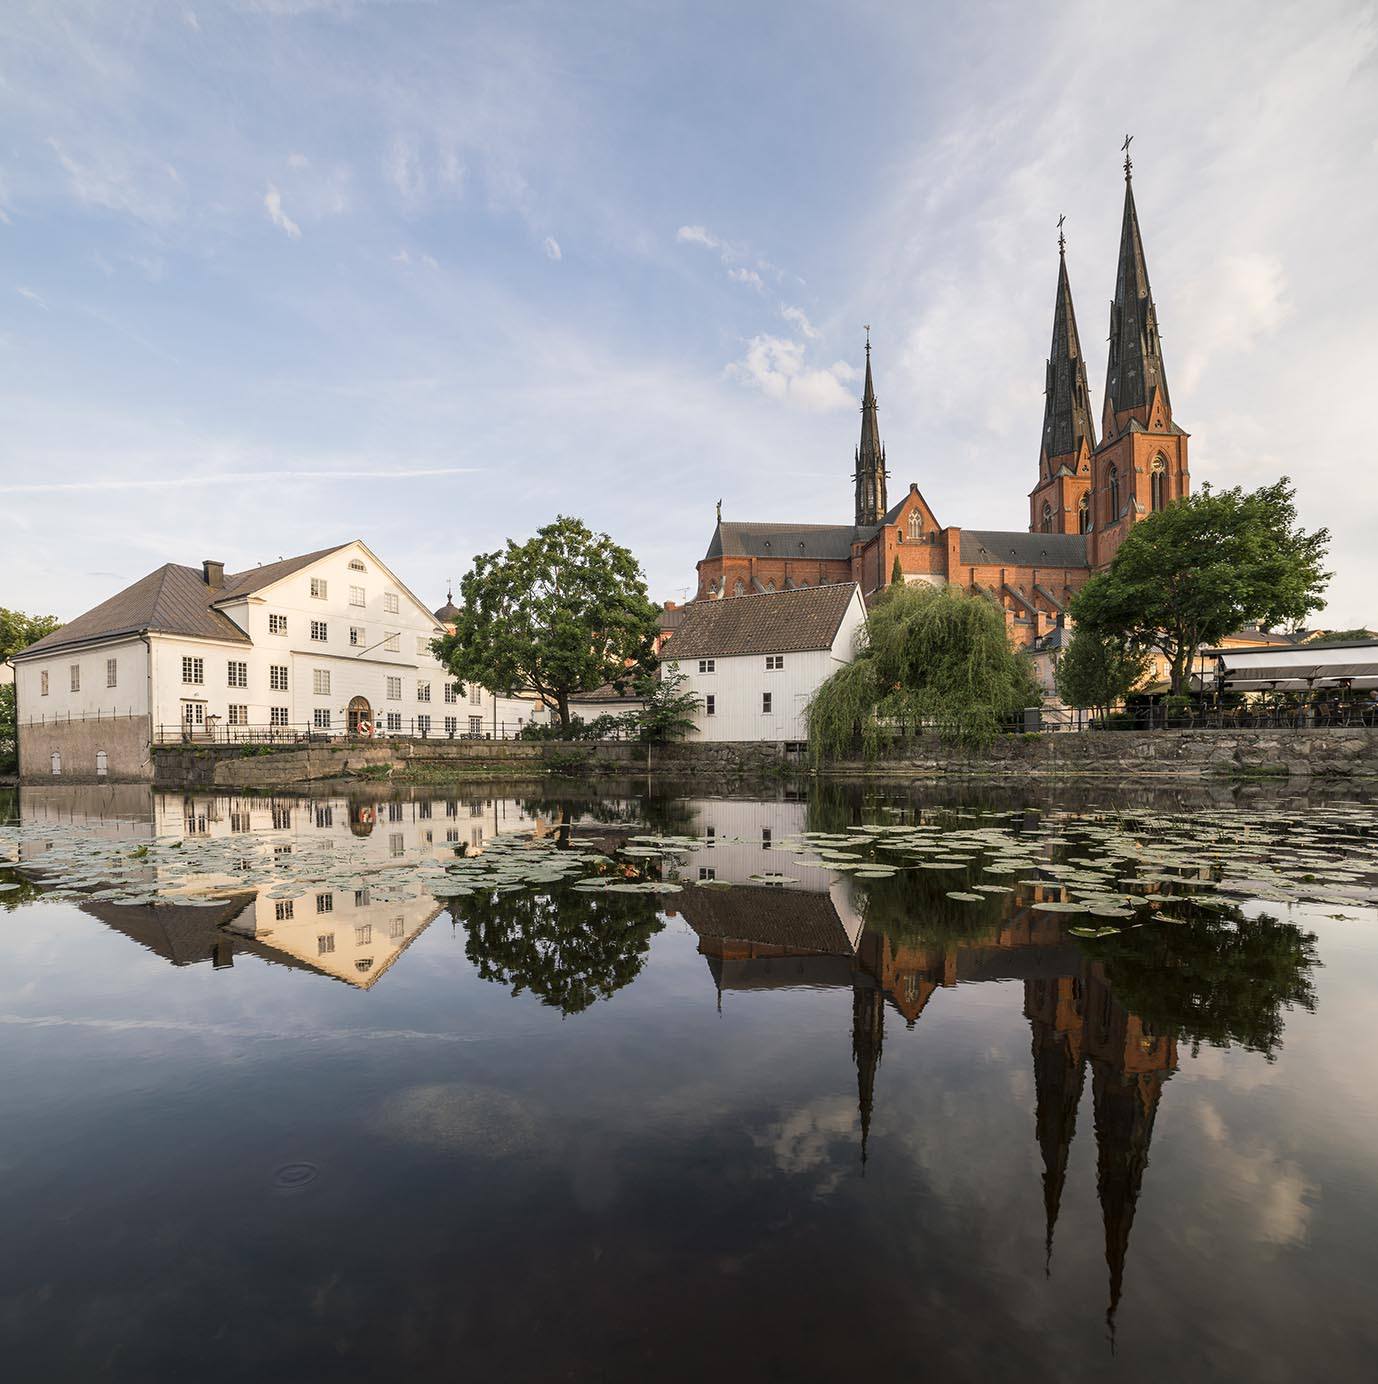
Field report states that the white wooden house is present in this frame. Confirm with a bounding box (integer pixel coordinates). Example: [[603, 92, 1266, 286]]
[[661, 583, 866, 742]]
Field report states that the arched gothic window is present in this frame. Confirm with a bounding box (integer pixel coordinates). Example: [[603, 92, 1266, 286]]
[[1107, 464, 1120, 523], [1040, 502, 1053, 533], [1151, 455, 1166, 512], [908, 510, 923, 541], [1078, 493, 1090, 534]]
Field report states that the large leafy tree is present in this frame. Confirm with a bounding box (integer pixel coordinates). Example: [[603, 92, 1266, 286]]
[[1, 609, 61, 774], [625, 668, 702, 744], [1054, 628, 1150, 719], [1070, 479, 1330, 695], [806, 583, 1039, 756], [435, 516, 660, 731]]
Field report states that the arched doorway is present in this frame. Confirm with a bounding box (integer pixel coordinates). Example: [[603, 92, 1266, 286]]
[[347, 695, 373, 736]]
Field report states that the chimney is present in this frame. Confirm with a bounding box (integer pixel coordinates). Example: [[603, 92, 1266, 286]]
[[202, 559, 225, 589]]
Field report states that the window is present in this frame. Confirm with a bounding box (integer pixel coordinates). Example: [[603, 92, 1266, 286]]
[[355, 959, 374, 974], [1041, 501, 1053, 533], [444, 683, 457, 703], [269, 613, 287, 636], [698, 867, 716, 881], [310, 620, 328, 642], [908, 510, 923, 540], [389, 917, 405, 940], [470, 684, 482, 706], [317, 933, 335, 956], [185, 812, 207, 834], [416, 637, 430, 656], [698, 659, 716, 674], [315, 806, 333, 827], [468, 715, 483, 736], [386, 712, 402, 731], [182, 701, 204, 729], [350, 626, 364, 647], [389, 832, 404, 857], [762, 692, 773, 714], [383, 592, 399, 614], [316, 893, 333, 914], [349, 585, 365, 607], [182, 657, 204, 685], [1107, 463, 1120, 521], [106, 658, 118, 688], [705, 694, 716, 716], [40, 670, 48, 696], [310, 578, 328, 599], [313, 669, 331, 695], [270, 665, 288, 691], [348, 558, 366, 572], [313, 708, 331, 729], [417, 681, 431, 703], [95, 750, 108, 777], [765, 655, 783, 670], [383, 633, 400, 652], [1151, 455, 1167, 512], [270, 706, 289, 726], [70, 664, 81, 692], [446, 828, 459, 843], [272, 807, 292, 829], [386, 676, 402, 700], [388, 802, 403, 821], [706, 827, 715, 847], [418, 802, 432, 819], [417, 714, 431, 737], [1078, 493, 1091, 534], [354, 888, 371, 908], [355, 924, 372, 946], [275, 900, 294, 921], [228, 704, 248, 725], [227, 660, 248, 687], [445, 716, 458, 736], [762, 827, 772, 848]]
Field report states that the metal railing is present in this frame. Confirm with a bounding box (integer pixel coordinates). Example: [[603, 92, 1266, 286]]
[[153, 720, 554, 746]]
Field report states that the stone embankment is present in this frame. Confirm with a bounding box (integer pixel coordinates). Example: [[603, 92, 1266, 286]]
[[150, 728, 1378, 790]]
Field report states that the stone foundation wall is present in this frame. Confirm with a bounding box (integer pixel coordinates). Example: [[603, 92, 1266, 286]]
[[18, 715, 153, 783]]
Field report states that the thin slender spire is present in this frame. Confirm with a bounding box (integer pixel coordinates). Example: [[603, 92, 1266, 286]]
[[854, 327, 888, 526], [1104, 143, 1171, 425], [1040, 225, 1097, 470]]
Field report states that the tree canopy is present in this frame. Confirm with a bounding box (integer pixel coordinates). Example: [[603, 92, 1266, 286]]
[[806, 583, 1039, 757], [1054, 628, 1150, 719], [434, 516, 660, 730], [1069, 478, 1330, 694], [625, 667, 701, 744], [0, 608, 60, 661]]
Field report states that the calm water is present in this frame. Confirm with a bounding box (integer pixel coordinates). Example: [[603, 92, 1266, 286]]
[[2, 781, 1376, 1383]]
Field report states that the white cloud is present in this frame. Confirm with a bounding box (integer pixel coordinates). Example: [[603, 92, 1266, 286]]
[[387, 138, 425, 204], [287, 151, 309, 170], [728, 334, 856, 412], [1178, 252, 1290, 393], [542, 236, 562, 261], [263, 183, 301, 239], [16, 286, 48, 309], [675, 224, 719, 250], [183, 9, 200, 30], [727, 266, 763, 292], [781, 304, 820, 339]]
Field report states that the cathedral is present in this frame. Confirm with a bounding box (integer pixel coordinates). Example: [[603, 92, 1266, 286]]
[[693, 150, 1189, 650]]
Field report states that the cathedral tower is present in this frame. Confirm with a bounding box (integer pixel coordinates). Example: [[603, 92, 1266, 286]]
[[1089, 143, 1190, 569], [854, 331, 888, 527], [1029, 226, 1097, 536]]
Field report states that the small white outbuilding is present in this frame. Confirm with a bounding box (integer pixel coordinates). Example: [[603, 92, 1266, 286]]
[[661, 582, 866, 742]]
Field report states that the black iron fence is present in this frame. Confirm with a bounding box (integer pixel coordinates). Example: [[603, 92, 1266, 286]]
[[152, 720, 551, 746]]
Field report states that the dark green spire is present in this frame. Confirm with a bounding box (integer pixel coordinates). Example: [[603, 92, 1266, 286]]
[[1040, 236, 1097, 472], [854, 329, 888, 526]]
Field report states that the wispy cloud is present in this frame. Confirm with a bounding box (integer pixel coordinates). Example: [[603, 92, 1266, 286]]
[[542, 236, 562, 261], [727, 267, 763, 292], [0, 467, 482, 495], [727, 335, 856, 412], [16, 286, 48, 309], [780, 305, 819, 339], [263, 184, 301, 239]]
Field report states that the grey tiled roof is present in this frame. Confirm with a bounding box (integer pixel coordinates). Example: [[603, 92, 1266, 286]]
[[958, 530, 1090, 569], [661, 583, 860, 659], [705, 520, 875, 561], [16, 544, 351, 658], [675, 884, 859, 957]]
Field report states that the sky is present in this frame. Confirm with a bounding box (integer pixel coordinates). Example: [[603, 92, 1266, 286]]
[[2, 0, 1377, 626]]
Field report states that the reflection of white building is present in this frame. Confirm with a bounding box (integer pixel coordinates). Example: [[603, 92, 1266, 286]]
[[661, 584, 866, 742], [10, 540, 547, 784]]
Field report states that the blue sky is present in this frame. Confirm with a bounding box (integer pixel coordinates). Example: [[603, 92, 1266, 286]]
[[3, 0, 1377, 625]]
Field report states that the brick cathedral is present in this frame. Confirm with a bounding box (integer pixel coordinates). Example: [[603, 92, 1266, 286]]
[[693, 151, 1188, 649]]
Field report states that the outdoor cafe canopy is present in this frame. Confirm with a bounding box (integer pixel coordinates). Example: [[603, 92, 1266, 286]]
[[1210, 641, 1378, 693]]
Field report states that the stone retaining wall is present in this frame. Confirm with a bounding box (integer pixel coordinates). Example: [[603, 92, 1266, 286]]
[[151, 727, 1378, 789]]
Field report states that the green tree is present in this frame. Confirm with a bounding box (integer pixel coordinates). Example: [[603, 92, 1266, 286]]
[[890, 554, 903, 586], [1054, 627, 1150, 720], [1070, 478, 1330, 695], [434, 516, 660, 732], [806, 583, 1039, 757], [0, 609, 61, 774], [625, 667, 702, 744]]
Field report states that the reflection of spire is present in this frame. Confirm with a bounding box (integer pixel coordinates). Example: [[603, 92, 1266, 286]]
[[852, 983, 885, 1166], [1030, 1012, 1086, 1275], [1092, 1060, 1167, 1339]]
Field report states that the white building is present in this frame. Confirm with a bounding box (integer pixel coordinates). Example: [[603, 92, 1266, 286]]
[[661, 583, 866, 742], [9, 540, 544, 782]]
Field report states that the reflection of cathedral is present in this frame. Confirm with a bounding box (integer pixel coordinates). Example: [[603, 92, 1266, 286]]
[[676, 870, 1176, 1328]]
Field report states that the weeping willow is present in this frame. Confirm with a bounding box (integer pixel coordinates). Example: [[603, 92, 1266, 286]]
[[806, 583, 1039, 758]]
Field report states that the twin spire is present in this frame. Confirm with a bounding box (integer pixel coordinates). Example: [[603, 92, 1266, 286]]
[[854, 326, 888, 527]]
